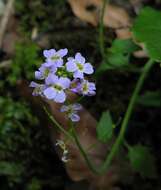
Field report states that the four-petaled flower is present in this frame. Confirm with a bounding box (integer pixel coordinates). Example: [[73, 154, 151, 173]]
[[29, 82, 45, 96], [66, 53, 94, 79], [60, 103, 82, 122], [43, 48, 68, 67], [80, 80, 96, 96], [43, 75, 70, 103], [35, 63, 57, 80]]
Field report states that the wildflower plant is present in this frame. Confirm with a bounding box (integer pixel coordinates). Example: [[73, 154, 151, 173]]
[[29, 5, 160, 178], [30, 48, 96, 162]]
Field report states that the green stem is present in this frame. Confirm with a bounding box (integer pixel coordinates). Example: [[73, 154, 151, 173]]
[[71, 123, 100, 174], [99, 0, 106, 59], [44, 59, 155, 175], [43, 106, 74, 141], [100, 59, 155, 172], [70, 59, 155, 174]]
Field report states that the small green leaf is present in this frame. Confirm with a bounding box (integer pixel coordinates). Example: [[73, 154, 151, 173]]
[[109, 38, 138, 54], [132, 7, 161, 61], [107, 39, 138, 67], [108, 53, 129, 67], [96, 39, 138, 76], [96, 111, 113, 143], [138, 91, 161, 107], [128, 144, 157, 178]]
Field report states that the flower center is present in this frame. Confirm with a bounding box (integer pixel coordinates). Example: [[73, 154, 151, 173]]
[[66, 106, 73, 115], [82, 83, 88, 92], [44, 68, 50, 77], [56, 67, 68, 77], [76, 63, 84, 71], [51, 55, 60, 61], [53, 84, 62, 91], [34, 86, 42, 94]]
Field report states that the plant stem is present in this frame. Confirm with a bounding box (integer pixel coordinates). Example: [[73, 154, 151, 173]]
[[44, 59, 155, 175], [100, 59, 155, 172], [70, 59, 155, 174], [71, 123, 100, 174], [43, 106, 74, 141], [99, 0, 106, 59]]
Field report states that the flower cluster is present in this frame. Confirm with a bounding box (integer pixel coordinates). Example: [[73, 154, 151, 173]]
[[30, 48, 96, 122]]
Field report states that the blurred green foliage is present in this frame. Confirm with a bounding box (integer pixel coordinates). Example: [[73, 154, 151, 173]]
[[0, 96, 64, 190], [127, 144, 157, 178], [133, 7, 161, 61], [15, 0, 66, 35], [0, 97, 39, 188], [95, 39, 139, 76], [8, 42, 41, 85]]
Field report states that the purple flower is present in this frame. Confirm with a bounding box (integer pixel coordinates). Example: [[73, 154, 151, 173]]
[[80, 80, 96, 96], [60, 103, 82, 122], [35, 63, 57, 80], [43, 75, 70, 103], [70, 79, 81, 93], [29, 81, 45, 96], [43, 48, 68, 67], [66, 53, 94, 79]]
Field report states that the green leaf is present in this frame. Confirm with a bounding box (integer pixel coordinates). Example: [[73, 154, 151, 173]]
[[107, 39, 138, 67], [109, 38, 138, 54], [96, 111, 113, 143], [108, 53, 129, 67], [132, 7, 161, 61], [128, 144, 157, 178], [138, 91, 161, 107], [95, 39, 138, 76]]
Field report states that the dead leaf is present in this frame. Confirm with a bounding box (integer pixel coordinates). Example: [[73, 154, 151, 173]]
[[47, 92, 132, 190], [18, 81, 133, 190], [103, 4, 131, 29], [68, 0, 132, 39], [115, 28, 132, 39]]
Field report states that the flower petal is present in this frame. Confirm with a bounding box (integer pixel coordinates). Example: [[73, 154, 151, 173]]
[[57, 48, 68, 57], [45, 74, 58, 85], [83, 63, 94, 74], [29, 81, 38, 88], [43, 61, 54, 67], [75, 53, 85, 64], [72, 103, 82, 111], [60, 105, 69, 112], [66, 60, 77, 72], [70, 113, 80, 122], [43, 49, 55, 58], [43, 87, 56, 100], [73, 70, 84, 79], [35, 71, 43, 79], [67, 57, 74, 61], [89, 82, 96, 90], [55, 59, 63, 67], [54, 91, 66, 103], [59, 77, 71, 89]]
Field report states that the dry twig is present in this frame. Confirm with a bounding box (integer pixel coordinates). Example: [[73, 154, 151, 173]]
[[0, 0, 14, 48]]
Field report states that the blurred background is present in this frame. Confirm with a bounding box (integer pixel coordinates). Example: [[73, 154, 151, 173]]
[[0, 0, 161, 189]]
